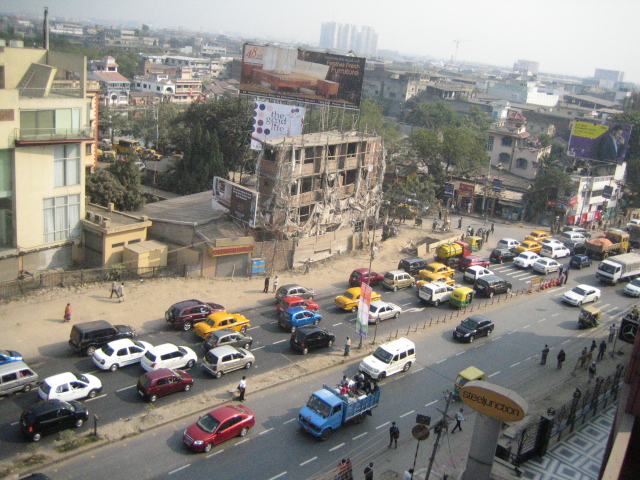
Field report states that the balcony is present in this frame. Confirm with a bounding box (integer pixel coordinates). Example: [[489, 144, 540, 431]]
[[14, 127, 94, 146]]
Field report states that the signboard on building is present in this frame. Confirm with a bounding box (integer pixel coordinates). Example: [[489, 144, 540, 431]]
[[212, 177, 259, 228], [492, 179, 503, 193], [460, 381, 529, 423], [240, 43, 366, 109], [444, 183, 455, 199], [603, 185, 614, 199], [567, 119, 632, 163], [251, 101, 306, 151], [356, 283, 372, 337]]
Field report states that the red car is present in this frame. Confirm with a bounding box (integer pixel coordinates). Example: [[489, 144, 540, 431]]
[[183, 404, 255, 453], [276, 296, 319, 315], [458, 256, 491, 272], [348, 268, 384, 287], [137, 368, 193, 402]]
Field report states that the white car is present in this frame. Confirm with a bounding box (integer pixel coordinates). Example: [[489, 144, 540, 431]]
[[141, 343, 197, 371], [368, 300, 402, 324], [93, 339, 153, 372], [533, 258, 561, 274], [627, 219, 640, 230], [514, 252, 540, 269], [624, 278, 640, 297], [540, 238, 563, 247], [38, 372, 103, 401], [463, 266, 494, 283], [562, 284, 601, 306]]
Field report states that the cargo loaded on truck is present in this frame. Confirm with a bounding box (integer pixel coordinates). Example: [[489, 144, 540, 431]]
[[585, 229, 629, 261], [596, 253, 640, 285], [298, 384, 380, 441]]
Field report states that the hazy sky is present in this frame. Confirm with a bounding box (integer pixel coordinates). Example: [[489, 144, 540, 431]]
[[6, 0, 640, 83]]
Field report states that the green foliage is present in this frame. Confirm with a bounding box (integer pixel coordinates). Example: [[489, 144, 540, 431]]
[[404, 101, 460, 129], [86, 159, 145, 211], [86, 169, 127, 207], [522, 154, 572, 220], [380, 174, 437, 222], [56, 429, 100, 452]]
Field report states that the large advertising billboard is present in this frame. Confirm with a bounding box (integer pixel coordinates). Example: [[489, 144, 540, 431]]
[[240, 43, 366, 109], [251, 101, 306, 150], [568, 119, 632, 163], [212, 177, 259, 228]]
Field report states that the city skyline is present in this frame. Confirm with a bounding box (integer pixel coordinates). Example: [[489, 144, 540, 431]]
[[3, 0, 639, 84]]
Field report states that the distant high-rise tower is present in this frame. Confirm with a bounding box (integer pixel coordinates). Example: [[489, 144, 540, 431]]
[[513, 59, 539, 75], [320, 22, 377, 57], [594, 69, 624, 83]]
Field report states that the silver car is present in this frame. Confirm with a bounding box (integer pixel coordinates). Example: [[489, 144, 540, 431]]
[[202, 345, 254, 379], [368, 300, 402, 324]]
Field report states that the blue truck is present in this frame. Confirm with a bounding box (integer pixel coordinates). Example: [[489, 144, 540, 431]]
[[279, 306, 322, 333], [297, 384, 380, 441]]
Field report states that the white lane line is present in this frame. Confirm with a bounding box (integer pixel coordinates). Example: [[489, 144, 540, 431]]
[[425, 401, 437, 408], [283, 418, 296, 425], [206, 450, 224, 458], [489, 371, 501, 378], [400, 410, 415, 418], [269, 321, 278, 325], [376, 422, 390, 430], [537, 318, 547, 323], [509, 362, 521, 368], [333, 323, 343, 327], [491, 336, 502, 341], [247, 326, 260, 331], [85, 394, 107, 402], [268, 472, 287, 480], [552, 313, 560, 317], [272, 339, 287, 345], [436, 359, 446, 364], [253, 346, 265, 351], [116, 385, 136, 393], [10, 421, 18, 426], [401, 302, 413, 306], [353, 432, 368, 440], [599, 303, 611, 310], [506, 331, 516, 335], [300, 457, 317, 466], [578, 333, 586, 337], [329, 443, 345, 452], [260, 428, 274, 435], [236, 438, 250, 446], [455, 351, 465, 356], [410, 367, 424, 374], [169, 465, 190, 475], [523, 325, 530, 329], [562, 340, 571, 345]]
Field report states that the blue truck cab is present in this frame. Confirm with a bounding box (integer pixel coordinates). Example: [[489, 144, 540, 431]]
[[279, 306, 322, 333], [298, 384, 380, 441]]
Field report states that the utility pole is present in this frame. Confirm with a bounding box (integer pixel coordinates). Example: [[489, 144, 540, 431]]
[[425, 392, 454, 480]]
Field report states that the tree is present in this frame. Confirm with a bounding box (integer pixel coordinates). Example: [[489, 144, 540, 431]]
[[86, 169, 127, 208], [404, 101, 460, 129], [106, 159, 146, 211], [522, 154, 572, 222], [380, 174, 437, 223]]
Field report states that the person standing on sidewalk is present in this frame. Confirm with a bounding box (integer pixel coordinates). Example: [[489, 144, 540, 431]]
[[458, 217, 462, 229], [490, 221, 495, 234], [557, 349, 566, 369], [563, 269, 569, 285], [343, 336, 351, 356], [364, 462, 374, 480], [263, 276, 270, 293], [588, 362, 597, 383], [609, 323, 617, 342], [540, 345, 550, 365], [237, 375, 247, 401], [109, 280, 118, 299], [272, 275, 279, 293], [388, 421, 400, 448], [590, 340, 597, 353], [451, 408, 465, 433], [580, 346, 588, 368], [598, 340, 607, 360], [63, 303, 71, 323], [117, 282, 125, 302]]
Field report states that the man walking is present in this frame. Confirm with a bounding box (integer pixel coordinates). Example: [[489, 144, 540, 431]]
[[344, 336, 351, 356], [598, 340, 607, 360], [272, 275, 279, 293], [458, 217, 462, 229], [490, 222, 495, 234], [117, 283, 125, 302], [540, 345, 550, 365], [557, 349, 566, 369], [580, 346, 588, 368], [364, 462, 374, 480], [263, 275, 270, 293], [110, 280, 118, 298], [389, 421, 400, 448], [304, 258, 312, 274], [559, 264, 564, 276], [609, 323, 617, 342], [588, 362, 597, 383], [563, 270, 569, 285], [590, 340, 597, 353], [451, 408, 465, 433], [237, 375, 247, 401]]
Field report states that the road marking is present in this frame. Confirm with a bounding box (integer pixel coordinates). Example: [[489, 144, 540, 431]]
[[260, 428, 274, 435], [537, 318, 547, 323], [10, 421, 18, 426], [489, 371, 500, 377], [85, 394, 107, 402], [436, 359, 446, 364], [578, 333, 586, 337], [116, 385, 136, 393], [599, 303, 611, 310], [562, 340, 571, 345], [329, 443, 345, 452], [269, 321, 278, 325], [247, 326, 260, 331], [401, 302, 413, 306], [551, 313, 560, 317], [283, 418, 296, 425], [206, 450, 224, 458], [425, 400, 437, 407], [376, 422, 390, 430], [300, 457, 317, 466], [333, 323, 343, 327], [272, 339, 287, 345], [268, 472, 287, 480], [491, 336, 502, 341], [405, 307, 426, 313], [455, 351, 465, 356], [506, 331, 516, 335], [523, 325, 530, 329], [400, 410, 415, 418], [253, 346, 265, 351], [353, 432, 368, 440], [236, 438, 250, 446], [169, 465, 190, 475], [509, 362, 520, 368], [410, 367, 423, 374]]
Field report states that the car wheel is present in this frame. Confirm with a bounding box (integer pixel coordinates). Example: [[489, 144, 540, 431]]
[[75, 418, 85, 428], [182, 321, 192, 332], [487, 328, 493, 336], [240, 326, 247, 334], [84, 346, 96, 357], [378, 372, 386, 381], [393, 286, 398, 292], [410, 281, 415, 287], [87, 389, 98, 399], [489, 291, 494, 298], [434, 300, 440, 307], [109, 363, 119, 372], [506, 286, 512, 293], [32, 433, 42, 442], [215, 371, 223, 379], [243, 343, 251, 349], [594, 296, 599, 303], [499, 259, 503, 264], [328, 339, 334, 347], [184, 383, 192, 392], [149, 394, 158, 402], [313, 319, 319, 325], [577, 301, 582, 307], [394, 312, 400, 319], [186, 359, 195, 369], [244, 362, 252, 370], [402, 362, 412, 372], [578, 264, 582, 270], [351, 306, 358, 313], [239, 427, 249, 437], [319, 427, 333, 442], [469, 335, 475, 343], [22, 384, 32, 393], [204, 443, 213, 453], [302, 347, 309, 355]]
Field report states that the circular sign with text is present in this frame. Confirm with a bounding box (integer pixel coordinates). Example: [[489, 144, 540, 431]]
[[459, 381, 529, 423]]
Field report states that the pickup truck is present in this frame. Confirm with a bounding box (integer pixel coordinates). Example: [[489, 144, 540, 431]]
[[298, 384, 380, 441], [278, 306, 322, 333], [585, 229, 629, 260], [596, 253, 640, 285]]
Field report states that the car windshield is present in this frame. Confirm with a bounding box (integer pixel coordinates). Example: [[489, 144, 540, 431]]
[[352, 272, 362, 280], [283, 311, 293, 321], [630, 279, 640, 287], [205, 318, 216, 326], [144, 351, 156, 362], [372, 347, 393, 364], [460, 319, 479, 330], [102, 345, 115, 356], [196, 414, 221, 434], [344, 292, 356, 300], [39, 382, 51, 394], [599, 263, 616, 274], [369, 305, 380, 314], [307, 394, 331, 418], [74, 373, 89, 383], [572, 287, 587, 296]]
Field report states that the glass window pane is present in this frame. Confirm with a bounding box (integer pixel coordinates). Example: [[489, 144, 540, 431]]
[[55, 109, 72, 135], [54, 159, 65, 187]]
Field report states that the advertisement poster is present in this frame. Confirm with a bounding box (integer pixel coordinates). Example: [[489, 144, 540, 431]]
[[250, 102, 306, 150], [212, 177, 259, 228], [240, 43, 366, 109], [568, 119, 632, 163], [356, 283, 372, 338]]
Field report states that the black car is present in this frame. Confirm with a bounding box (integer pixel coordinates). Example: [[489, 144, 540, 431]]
[[489, 248, 517, 264], [569, 254, 592, 269], [21, 399, 89, 442], [453, 315, 495, 343], [289, 326, 335, 355], [204, 328, 253, 351], [397, 257, 428, 276], [275, 284, 316, 301], [474, 275, 512, 298], [69, 320, 136, 357]]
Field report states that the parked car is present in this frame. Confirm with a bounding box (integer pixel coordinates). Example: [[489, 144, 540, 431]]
[[496, 238, 520, 250], [473, 275, 512, 298], [525, 230, 552, 242], [202, 345, 254, 378], [368, 300, 402, 324], [275, 284, 316, 301], [204, 329, 253, 351], [21, 399, 89, 442], [562, 226, 591, 239], [453, 315, 495, 343], [463, 266, 493, 283], [165, 299, 225, 331], [514, 240, 542, 254], [141, 343, 197, 371], [382, 270, 415, 291], [348, 268, 384, 287], [490, 248, 517, 264], [92, 339, 152, 371], [69, 320, 136, 357], [540, 238, 564, 247], [458, 256, 490, 272], [569, 254, 592, 269], [514, 252, 540, 269], [532, 258, 561, 274], [38, 372, 103, 401], [276, 296, 319, 315], [623, 278, 640, 297], [194, 312, 251, 339], [278, 306, 322, 333], [334, 287, 381, 312], [289, 326, 336, 354], [0, 349, 23, 365], [137, 368, 193, 403], [183, 404, 256, 453], [562, 284, 601, 306]]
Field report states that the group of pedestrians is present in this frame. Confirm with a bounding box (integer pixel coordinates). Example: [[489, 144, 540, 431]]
[[541, 336, 610, 373], [262, 275, 280, 294], [109, 280, 125, 302]]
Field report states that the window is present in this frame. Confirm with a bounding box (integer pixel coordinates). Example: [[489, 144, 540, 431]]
[[515, 158, 528, 169], [347, 143, 358, 155], [54, 144, 80, 187], [128, 239, 141, 244], [111, 242, 125, 248], [498, 153, 511, 164], [304, 147, 315, 164], [486, 136, 494, 151], [345, 169, 357, 185], [21, 108, 81, 138], [300, 177, 314, 193], [501, 137, 513, 147], [0, 149, 14, 247], [85, 144, 92, 155], [43, 194, 81, 243]]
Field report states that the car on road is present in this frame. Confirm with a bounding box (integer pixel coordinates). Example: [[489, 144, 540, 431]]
[[540, 243, 571, 259], [21, 399, 89, 442], [275, 284, 316, 301], [422, 262, 456, 278], [136, 368, 193, 403], [562, 284, 601, 306], [540, 238, 564, 247], [564, 239, 587, 255], [0, 349, 23, 365], [141, 343, 197, 371], [489, 248, 517, 264], [276, 296, 319, 315], [382, 269, 416, 291], [92, 339, 153, 371], [473, 275, 512, 298], [183, 404, 255, 453], [289, 326, 336, 355], [194, 312, 251, 339], [278, 306, 322, 333], [569, 254, 592, 269], [202, 345, 254, 378], [368, 300, 402, 324], [532, 258, 561, 274], [334, 287, 381, 312], [37, 372, 103, 401], [418, 282, 456, 306], [416, 272, 456, 289], [348, 268, 384, 287], [463, 266, 493, 283], [165, 299, 225, 331], [562, 226, 591, 239], [623, 278, 640, 297], [525, 230, 552, 242], [514, 252, 540, 269], [496, 238, 520, 250], [627, 219, 640, 230], [204, 329, 253, 351], [69, 320, 137, 357], [453, 315, 495, 343], [458, 256, 490, 272], [397, 257, 428, 275], [514, 240, 542, 254]]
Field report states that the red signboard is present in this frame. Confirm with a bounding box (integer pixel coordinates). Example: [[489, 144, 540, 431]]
[[209, 245, 253, 257], [458, 183, 474, 193]]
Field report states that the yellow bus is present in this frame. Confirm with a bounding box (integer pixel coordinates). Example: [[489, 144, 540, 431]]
[[115, 138, 142, 155]]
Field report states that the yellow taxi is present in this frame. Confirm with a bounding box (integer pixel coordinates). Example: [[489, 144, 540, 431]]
[[416, 272, 456, 289], [421, 263, 455, 278], [524, 230, 552, 242], [334, 287, 382, 312], [514, 240, 543, 254], [193, 311, 251, 339]]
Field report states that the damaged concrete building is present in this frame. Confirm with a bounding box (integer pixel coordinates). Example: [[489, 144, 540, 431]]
[[256, 131, 385, 265]]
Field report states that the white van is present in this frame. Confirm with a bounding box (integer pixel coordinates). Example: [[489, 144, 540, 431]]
[[359, 338, 416, 381], [560, 232, 586, 243], [540, 243, 571, 259], [497, 238, 520, 250], [418, 281, 455, 306], [0, 361, 39, 396]]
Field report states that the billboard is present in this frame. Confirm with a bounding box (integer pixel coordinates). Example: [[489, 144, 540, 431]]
[[212, 177, 259, 228], [568, 119, 632, 163], [240, 43, 366, 109], [251, 101, 306, 150]]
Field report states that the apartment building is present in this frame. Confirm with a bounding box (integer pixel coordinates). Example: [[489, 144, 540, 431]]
[[88, 56, 131, 106], [0, 46, 93, 281]]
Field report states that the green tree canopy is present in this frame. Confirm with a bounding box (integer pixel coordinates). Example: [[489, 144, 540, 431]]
[[522, 154, 572, 221], [87, 159, 146, 211]]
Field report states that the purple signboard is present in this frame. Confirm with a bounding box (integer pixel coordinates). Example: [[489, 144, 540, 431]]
[[567, 119, 632, 163]]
